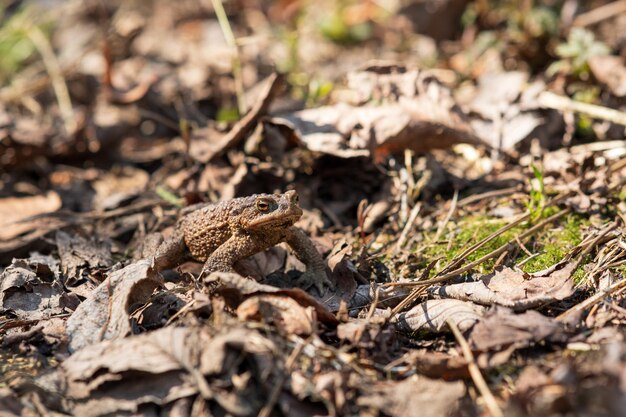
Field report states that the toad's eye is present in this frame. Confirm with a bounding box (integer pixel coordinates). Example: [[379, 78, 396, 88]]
[[256, 199, 270, 212]]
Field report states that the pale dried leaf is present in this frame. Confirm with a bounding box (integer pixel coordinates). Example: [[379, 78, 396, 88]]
[[237, 294, 317, 336], [468, 306, 568, 353], [0, 192, 62, 241], [66, 260, 163, 351], [271, 67, 486, 160], [428, 263, 576, 311], [394, 299, 485, 334], [0, 256, 74, 321], [358, 376, 468, 417], [589, 55, 626, 97]]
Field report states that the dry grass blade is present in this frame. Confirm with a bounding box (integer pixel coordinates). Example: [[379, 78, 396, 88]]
[[447, 319, 504, 417], [26, 25, 74, 134], [557, 277, 626, 322], [258, 337, 308, 417], [538, 91, 626, 126]]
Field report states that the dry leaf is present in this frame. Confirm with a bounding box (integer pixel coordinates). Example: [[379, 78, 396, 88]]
[[58, 325, 273, 417], [358, 375, 468, 417], [394, 299, 485, 334], [428, 262, 576, 311], [207, 272, 338, 325], [0, 192, 62, 241], [237, 294, 317, 336], [271, 67, 487, 160], [589, 55, 626, 97], [468, 307, 568, 353], [0, 256, 76, 321], [66, 259, 163, 351]]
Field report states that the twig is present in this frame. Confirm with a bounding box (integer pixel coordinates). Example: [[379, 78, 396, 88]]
[[396, 202, 421, 251], [258, 338, 307, 417], [557, 276, 626, 322], [572, 0, 626, 27], [447, 319, 504, 417], [211, 0, 246, 115], [26, 25, 74, 134], [434, 189, 458, 241], [455, 186, 519, 209], [538, 91, 626, 127]]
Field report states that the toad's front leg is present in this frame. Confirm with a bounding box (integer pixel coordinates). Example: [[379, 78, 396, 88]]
[[201, 233, 259, 278], [285, 226, 334, 294]]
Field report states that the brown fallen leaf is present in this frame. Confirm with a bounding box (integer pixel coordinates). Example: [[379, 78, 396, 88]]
[[237, 294, 317, 336], [358, 375, 469, 417], [54, 325, 277, 417], [65, 259, 163, 352], [270, 67, 487, 161], [207, 272, 338, 325], [90, 165, 150, 210], [0, 191, 62, 241], [468, 306, 569, 366], [55, 230, 113, 286], [394, 299, 485, 334], [0, 256, 77, 321], [428, 262, 576, 311], [404, 350, 470, 380], [589, 55, 626, 97]]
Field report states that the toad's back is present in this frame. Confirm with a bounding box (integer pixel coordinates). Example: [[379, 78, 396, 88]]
[[179, 199, 242, 261]]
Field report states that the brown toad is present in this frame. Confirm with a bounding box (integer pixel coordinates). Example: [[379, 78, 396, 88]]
[[154, 190, 333, 293]]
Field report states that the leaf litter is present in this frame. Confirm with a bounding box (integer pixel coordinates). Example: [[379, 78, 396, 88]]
[[1, 1, 626, 416]]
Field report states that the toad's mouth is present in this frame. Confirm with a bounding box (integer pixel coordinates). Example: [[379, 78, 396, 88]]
[[247, 213, 302, 229]]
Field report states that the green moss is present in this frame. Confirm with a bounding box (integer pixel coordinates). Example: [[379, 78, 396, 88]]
[[521, 214, 588, 273], [420, 214, 524, 275], [416, 213, 591, 278]]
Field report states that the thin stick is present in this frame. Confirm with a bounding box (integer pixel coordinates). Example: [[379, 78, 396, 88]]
[[258, 338, 307, 417], [557, 276, 626, 321], [396, 203, 421, 251], [455, 186, 519, 208], [211, 0, 247, 114], [26, 25, 74, 134], [538, 91, 626, 127], [434, 189, 459, 241], [572, 0, 626, 27], [447, 319, 504, 417]]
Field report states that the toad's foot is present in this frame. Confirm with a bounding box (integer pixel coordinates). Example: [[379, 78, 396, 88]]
[[296, 269, 334, 296]]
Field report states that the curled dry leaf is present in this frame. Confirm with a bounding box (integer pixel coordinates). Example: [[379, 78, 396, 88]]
[[394, 299, 485, 334], [589, 55, 626, 97], [55, 231, 113, 285], [237, 294, 317, 336], [207, 272, 338, 325], [428, 262, 576, 311], [271, 67, 487, 160], [0, 191, 62, 241], [403, 350, 470, 380], [358, 375, 468, 417], [468, 72, 545, 150], [66, 259, 163, 352], [0, 256, 76, 321], [90, 165, 150, 210], [468, 307, 568, 361], [54, 325, 278, 417]]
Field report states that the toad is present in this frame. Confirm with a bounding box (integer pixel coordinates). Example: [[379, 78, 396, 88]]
[[153, 190, 333, 294]]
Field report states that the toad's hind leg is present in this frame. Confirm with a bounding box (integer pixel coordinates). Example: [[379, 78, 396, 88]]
[[200, 233, 259, 277]]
